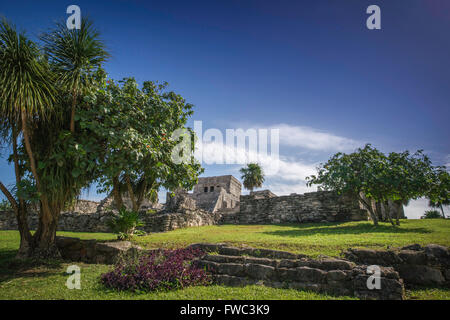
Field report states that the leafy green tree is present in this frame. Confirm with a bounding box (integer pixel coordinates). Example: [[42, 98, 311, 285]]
[[78, 77, 203, 212], [307, 144, 441, 226], [0, 17, 201, 259], [382, 150, 436, 225], [240, 163, 265, 192], [427, 169, 450, 218]]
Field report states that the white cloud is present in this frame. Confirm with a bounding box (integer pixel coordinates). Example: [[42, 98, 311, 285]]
[[404, 198, 449, 219], [198, 140, 317, 181], [273, 124, 360, 152]]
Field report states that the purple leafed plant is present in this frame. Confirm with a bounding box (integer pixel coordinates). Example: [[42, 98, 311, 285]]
[[100, 247, 211, 292]]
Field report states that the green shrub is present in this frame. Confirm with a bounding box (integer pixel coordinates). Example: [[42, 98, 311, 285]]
[[107, 208, 145, 240], [421, 210, 442, 219], [0, 200, 12, 211]]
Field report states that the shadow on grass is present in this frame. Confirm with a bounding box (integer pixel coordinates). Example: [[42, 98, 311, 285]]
[[0, 249, 64, 285], [262, 222, 432, 238]]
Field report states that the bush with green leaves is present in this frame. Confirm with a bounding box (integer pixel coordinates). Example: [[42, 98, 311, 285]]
[[421, 210, 443, 219], [107, 208, 144, 240], [0, 199, 12, 211]]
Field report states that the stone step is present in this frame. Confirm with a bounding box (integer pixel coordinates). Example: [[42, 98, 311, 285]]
[[188, 243, 305, 259], [192, 245, 405, 300], [201, 253, 357, 271]]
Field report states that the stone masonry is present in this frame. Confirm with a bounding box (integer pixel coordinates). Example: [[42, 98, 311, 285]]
[[190, 243, 405, 300], [344, 244, 450, 288], [53, 237, 405, 299], [220, 190, 368, 224], [190, 175, 242, 212]]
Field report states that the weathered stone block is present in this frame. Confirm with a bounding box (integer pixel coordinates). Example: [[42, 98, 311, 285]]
[[326, 270, 348, 281], [396, 265, 445, 286], [246, 264, 276, 280], [295, 267, 327, 283], [398, 250, 428, 265], [217, 263, 245, 276]]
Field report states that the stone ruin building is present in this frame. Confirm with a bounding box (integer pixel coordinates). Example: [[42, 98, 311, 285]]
[[167, 175, 242, 213], [0, 174, 405, 233]]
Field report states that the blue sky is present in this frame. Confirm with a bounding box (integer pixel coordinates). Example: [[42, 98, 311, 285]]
[[0, 0, 449, 218]]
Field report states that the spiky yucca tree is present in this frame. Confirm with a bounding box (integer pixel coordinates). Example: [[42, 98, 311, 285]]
[[240, 163, 265, 193], [0, 19, 56, 257], [41, 17, 108, 133]]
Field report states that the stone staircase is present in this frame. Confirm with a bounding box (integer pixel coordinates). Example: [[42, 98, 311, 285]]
[[190, 243, 405, 300]]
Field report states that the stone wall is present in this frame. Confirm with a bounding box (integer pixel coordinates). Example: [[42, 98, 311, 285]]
[[54, 238, 405, 299], [0, 209, 113, 233], [56, 236, 141, 264], [344, 244, 450, 288], [221, 191, 367, 224], [141, 210, 221, 233], [190, 243, 405, 300], [0, 190, 369, 233], [66, 200, 100, 213]]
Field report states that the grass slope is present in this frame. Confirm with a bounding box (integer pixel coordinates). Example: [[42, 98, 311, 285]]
[[0, 219, 449, 300], [133, 220, 450, 257]]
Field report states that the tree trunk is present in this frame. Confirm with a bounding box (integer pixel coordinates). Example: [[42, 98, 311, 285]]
[[440, 204, 446, 219], [358, 194, 378, 226], [16, 205, 33, 258], [386, 200, 396, 226], [112, 175, 124, 210], [12, 126, 33, 257], [21, 110, 60, 258], [125, 174, 138, 212], [394, 200, 403, 225], [376, 201, 387, 221], [31, 206, 60, 259]]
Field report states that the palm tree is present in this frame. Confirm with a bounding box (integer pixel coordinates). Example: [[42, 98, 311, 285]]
[[240, 163, 265, 193], [428, 199, 448, 219], [41, 17, 109, 133], [0, 19, 56, 257]]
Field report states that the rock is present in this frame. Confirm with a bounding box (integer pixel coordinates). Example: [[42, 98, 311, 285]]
[[398, 250, 428, 265], [219, 246, 242, 256], [316, 258, 355, 270], [295, 267, 327, 283], [279, 259, 298, 268], [94, 241, 140, 264], [401, 244, 422, 251], [241, 248, 301, 259], [424, 244, 450, 261], [188, 243, 224, 253], [244, 256, 278, 267], [192, 244, 406, 300], [214, 275, 253, 287], [246, 264, 276, 280], [217, 263, 245, 276], [396, 265, 445, 286], [203, 254, 245, 264], [327, 270, 348, 281]]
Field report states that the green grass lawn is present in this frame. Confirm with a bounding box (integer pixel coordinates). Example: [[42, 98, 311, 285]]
[[133, 219, 450, 257], [0, 219, 449, 300]]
